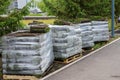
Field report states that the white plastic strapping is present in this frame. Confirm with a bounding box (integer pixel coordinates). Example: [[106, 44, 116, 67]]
[[49, 25, 82, 59], [92, 21, 109, 42], [2, 31, 54, 75], [76, 23, 94, 48]]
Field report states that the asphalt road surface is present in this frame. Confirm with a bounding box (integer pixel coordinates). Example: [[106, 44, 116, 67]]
[[44, 38, 120, 80]]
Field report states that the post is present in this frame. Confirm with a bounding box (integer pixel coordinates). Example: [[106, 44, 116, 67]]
[[111, 0, 115, 37]]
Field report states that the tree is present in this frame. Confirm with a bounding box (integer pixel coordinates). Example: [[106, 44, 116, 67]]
[[0, 0, 30, 36], [0, 0, 10, 15], [37, 0, 50, 15], [78, 0, 111, 20], [41, 0, 112, 21], [40, 0, 120, 22], [115, 0, 120, 21], [78, 0, 120, 20], [43, 0, 84, 22]]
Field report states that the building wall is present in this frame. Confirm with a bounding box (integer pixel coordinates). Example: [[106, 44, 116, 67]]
[[9, 0, 16, 10], [9, 0, 42, 13], [18, 0, 32, 9], [9, 0, 31, 10]]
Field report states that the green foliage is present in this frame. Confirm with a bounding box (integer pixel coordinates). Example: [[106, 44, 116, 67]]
[[39, 0, 120, 21], [37, 1, 47, 13], [78, 0, 111, 19], [42, 0, 83, 22], [115, 0, 120, 18], [0, 0, 10, 15], [93, 42, 107, 49], [54, 20, 72, 25], [40, 0, 112, 21], [45, 27, 50, 33], [38, 0, 120, 22], [0, 0, 31, 36]]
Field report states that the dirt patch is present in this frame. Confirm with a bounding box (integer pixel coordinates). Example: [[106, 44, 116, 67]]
[[7, 31, 44, 37], [41, 62, 66, 77]]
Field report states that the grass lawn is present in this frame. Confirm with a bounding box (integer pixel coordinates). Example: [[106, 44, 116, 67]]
[[22, 19, 55, 25], [108, 19, 120, 31]]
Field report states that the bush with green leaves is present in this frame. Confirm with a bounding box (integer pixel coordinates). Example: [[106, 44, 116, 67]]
[[38, 0, 120, 22], [0, 0, 30, 36], [42, 0, 83, 22], [39, 0, 112, 22]]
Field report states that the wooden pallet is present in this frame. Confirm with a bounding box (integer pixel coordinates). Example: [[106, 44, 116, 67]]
[[55, 53, 83, 64], [3, 75, 38, 80]]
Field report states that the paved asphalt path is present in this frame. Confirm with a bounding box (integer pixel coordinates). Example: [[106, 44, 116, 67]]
[[44, 38, 120, 80]]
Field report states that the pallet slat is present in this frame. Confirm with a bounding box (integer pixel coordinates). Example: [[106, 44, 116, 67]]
[[64, 53, 82, 63], [3, 75, 38, 80], [55, 53, 83, 64]]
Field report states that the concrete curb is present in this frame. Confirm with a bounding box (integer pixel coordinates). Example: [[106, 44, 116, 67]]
[[40, 37, 120, 80]]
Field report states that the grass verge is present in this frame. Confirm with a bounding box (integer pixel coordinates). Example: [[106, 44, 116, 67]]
[[22, 19, 55, 25]]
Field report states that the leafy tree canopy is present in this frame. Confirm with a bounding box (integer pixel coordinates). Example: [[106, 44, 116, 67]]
[[78, 0, 111, 19], [39, 0, 120, 21], [0, 0, 10, 15], [0, 0, 31, 36], [42, 0, 84, 22]]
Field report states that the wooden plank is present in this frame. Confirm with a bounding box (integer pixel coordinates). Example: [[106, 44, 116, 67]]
[[3, 75, 38, 80], [64, 53, 82, 63], [55, 53, 83, 64]]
